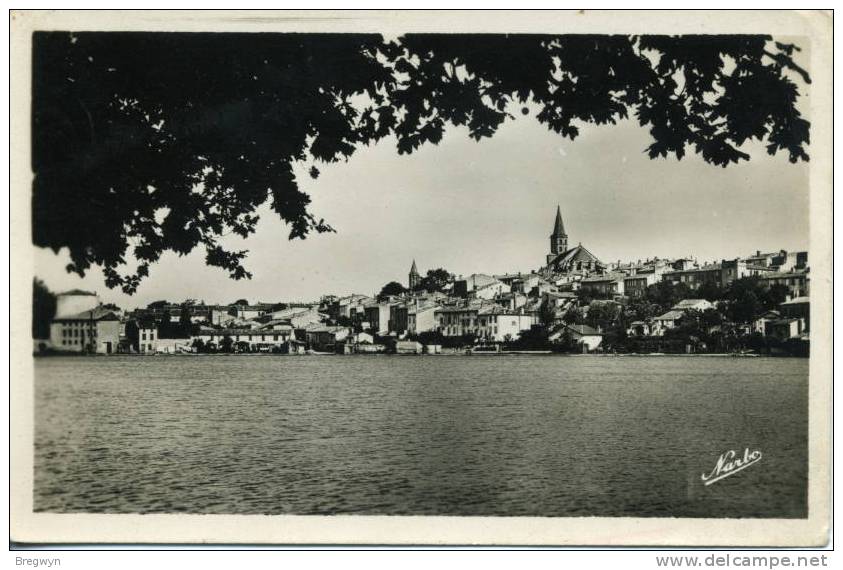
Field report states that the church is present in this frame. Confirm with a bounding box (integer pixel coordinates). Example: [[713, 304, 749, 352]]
[[543, 206, 604, 276]]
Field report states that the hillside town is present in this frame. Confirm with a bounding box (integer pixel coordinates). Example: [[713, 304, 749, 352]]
[[34, 206, 811, 357]]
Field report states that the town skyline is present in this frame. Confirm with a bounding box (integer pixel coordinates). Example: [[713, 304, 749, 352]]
[[34, 114, 809, 310]]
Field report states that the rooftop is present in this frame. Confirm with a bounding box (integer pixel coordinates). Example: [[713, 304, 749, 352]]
[[655, 310, 685, 321], [761, 271, 809, 279], [781, 296, 810, 305], [672, 299, 713, 310], [581, 272, 625, 283], [306, 325, 349, 334], [57, 289, 97, 297], [54, 306, 119, 322], [197, 328, 293, 336], [565, 324, 602, 336]]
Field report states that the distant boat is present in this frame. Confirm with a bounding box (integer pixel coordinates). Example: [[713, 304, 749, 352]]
[[305, 349, 334, 356]]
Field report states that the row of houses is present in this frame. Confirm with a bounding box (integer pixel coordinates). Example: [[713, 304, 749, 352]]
[[577, 257, 809, 300], [128, 300, 319, 327], [626, 296, 810, 341], [41, 232, 810, 355]]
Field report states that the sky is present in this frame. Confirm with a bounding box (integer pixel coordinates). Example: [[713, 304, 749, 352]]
[[34, 108, 810, 310]]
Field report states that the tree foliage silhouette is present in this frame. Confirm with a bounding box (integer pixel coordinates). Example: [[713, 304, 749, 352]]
[[413, 268, 453, 292], [32, 278, 57, 338], [32, 33, 810, 294], [378, 281, 407, 300]]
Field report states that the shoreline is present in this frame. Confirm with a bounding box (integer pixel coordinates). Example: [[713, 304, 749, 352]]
[[32, 351, 802, 358]]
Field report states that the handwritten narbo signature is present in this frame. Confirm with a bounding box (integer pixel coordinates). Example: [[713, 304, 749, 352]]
[[701, 448, 762, 486]]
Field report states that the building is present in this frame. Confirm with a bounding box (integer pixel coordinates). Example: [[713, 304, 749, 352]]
[[545, 243, 603, 276], [363, 300, 393, 335], [304, 325, 350, 352], [392, 300, 439, 335], [229, 303, 275, 320], [267, 306, 325, 328], [436, 304, 482, 337], [54, 289, 99, 318], [744, 249, 807, 272], [760, 271, 810, 299], [651, 310, 685, 336], [579, 273, 626, 298], [766, 318, 806, 341], [664, 259, 775, 290], [546, 205, 568, 266], [494, 292, 529, 311], [549, 323, 604, 352], [496, 272, 541, 294], [475, 307, 534, 342], [155, 338, 193, 354], [125, 319, 159, 354], [50, 306, 120, 353], [452, 274, 502, 298], [328, 294, 371, 321], [627, 320, 653, 337], [752, 310, 781, 336], [435, 303, 533, 342], [408, 260, 421, 290], [623, 274, 655, 298], [408, 303, 439, 334], [395, 340, 424, 354], [621, 260, 671, 297], [472, 280, 507, 300], [541, 205, 604, 276], [672, 299, 716, 312], [744, 250, 781, 268], [192, 326, 294, 352], [779, 296, 810, 331], [208, 306, 235, 326]]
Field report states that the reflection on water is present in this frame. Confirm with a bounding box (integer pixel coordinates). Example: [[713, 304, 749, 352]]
[[34, 355, 807, 517]]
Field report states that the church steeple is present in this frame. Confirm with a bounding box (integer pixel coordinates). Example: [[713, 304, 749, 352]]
[[409, 259, 421, 289], [552, 205, 565, 238], [547, 205, 568, 265]]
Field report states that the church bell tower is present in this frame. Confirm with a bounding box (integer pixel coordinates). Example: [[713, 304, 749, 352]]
[[409, 259, 421, 290], [547, 205, 568, 265]]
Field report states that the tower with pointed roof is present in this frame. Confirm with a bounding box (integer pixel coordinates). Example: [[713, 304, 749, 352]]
[[547, 205, 568, 265], [409, 259, 421, 290]]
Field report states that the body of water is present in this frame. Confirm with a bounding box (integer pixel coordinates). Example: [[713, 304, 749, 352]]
[[34, 355, 807, 517]]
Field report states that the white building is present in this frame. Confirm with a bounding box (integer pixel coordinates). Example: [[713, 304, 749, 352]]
[[50, 306, 121, 354], [549, 324, 604, 352], [475, 308, 534, 342], [651, 310, 685, 336], [54, 289, 99, 318], [672, 299, 716, 312], [192, 326, 294, 351]]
